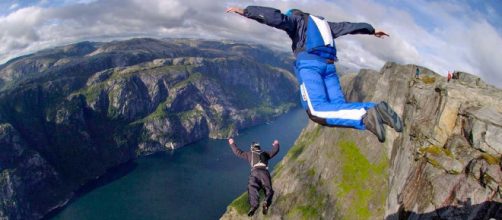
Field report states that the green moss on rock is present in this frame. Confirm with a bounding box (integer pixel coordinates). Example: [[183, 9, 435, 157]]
[[479, 153, 501, 165], [421, 76, 436, 84], [288, 144, 305, 161], [228, 192, 250, 215], [335, 140, 388, 220], [289, 205, 320, 220], [419, 145, 453, 157], [228, 190, 267, 215], [76, 82, 106, 103], [307, 168, 316, 178], [177, 109, 203, 121]]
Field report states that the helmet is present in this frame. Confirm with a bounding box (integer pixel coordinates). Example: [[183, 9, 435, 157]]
[[250, 142, 261, 151], [285, 9, 303, 17]]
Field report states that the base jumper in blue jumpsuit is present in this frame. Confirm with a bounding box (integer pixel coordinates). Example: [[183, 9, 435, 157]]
[[227, 6, 403, 142]]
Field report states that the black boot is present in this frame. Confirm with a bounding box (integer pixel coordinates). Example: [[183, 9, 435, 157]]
[[363, 107, 386, 142], [247, 206, 258, 217], [375, 101, 403, 132], [262, 203, 269, 215]]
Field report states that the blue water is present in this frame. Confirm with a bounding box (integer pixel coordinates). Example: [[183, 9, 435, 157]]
[[52, 108, 307, 220]]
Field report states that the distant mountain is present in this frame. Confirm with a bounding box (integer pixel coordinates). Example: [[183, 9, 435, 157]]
[[222, 63, 502, 219], [0, 38, 298, 219]]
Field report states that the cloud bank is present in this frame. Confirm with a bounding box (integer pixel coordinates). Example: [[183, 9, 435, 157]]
[[1, 0, 501, 87]]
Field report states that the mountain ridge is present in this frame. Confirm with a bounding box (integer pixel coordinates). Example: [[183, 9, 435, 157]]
[[0, 38, 298, 220]]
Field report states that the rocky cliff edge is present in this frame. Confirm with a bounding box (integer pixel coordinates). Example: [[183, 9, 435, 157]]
[[221, 62, 502, 220]]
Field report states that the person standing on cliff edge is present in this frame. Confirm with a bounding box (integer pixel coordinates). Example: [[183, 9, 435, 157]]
[[228, 138, 280, 216], [226, 6, 403, 142]]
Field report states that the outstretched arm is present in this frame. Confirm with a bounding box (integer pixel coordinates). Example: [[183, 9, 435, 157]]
[[329, 21, 389, 38], [228, 138, 249, 160], [266, 140, 280, 158], [226, 6, 295, 32]]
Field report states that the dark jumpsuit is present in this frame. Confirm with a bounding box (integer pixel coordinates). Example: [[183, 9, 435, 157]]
[[230, 142, 280, 208]]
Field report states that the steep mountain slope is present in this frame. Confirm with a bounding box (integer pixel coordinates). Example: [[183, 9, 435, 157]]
[[0, 38, 298, 220], [222, 62, 502, 219]]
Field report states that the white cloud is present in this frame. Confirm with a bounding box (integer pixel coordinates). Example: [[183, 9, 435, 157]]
[[464, 21, 502, 84], [0, 7, 44, 52], [75, 0, 98, 4], [393, 0, 502, 87], [8, 3, 19, 10], [0, 0, 501, 88]]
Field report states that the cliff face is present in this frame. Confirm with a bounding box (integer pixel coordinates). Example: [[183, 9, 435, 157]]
[[222, 62, 502, 220], [0, 38, 298, 219], [0, 124, 70, 220]]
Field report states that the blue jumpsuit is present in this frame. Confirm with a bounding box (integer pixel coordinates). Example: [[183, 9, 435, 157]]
[[244, 6, 376, 130]]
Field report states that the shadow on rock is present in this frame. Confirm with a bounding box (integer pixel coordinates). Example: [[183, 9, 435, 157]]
[[388, 200, 502, 220]]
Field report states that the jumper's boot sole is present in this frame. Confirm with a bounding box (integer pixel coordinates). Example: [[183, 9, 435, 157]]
[[262, 203, 269, 215], [363, 107, 386, 142], [248, 206, 258, 217], [375, 101, 403, 132]]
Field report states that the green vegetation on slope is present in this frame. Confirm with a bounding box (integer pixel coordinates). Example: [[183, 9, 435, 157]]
[[228, 191, 266, 215], [289, 205, 320, 220], [227, 127, 388, 220], [79, 83, 106, 103], [228, 192, 250, 215], [286, 184, 327, 220], [273, 125, 327, 220], [335, 140, 388, 220]]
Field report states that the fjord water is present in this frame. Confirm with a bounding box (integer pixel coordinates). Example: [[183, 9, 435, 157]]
[[52, 108, 307, 220]]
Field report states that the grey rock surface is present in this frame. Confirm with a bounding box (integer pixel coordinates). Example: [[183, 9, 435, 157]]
[[222, 62, 502, 220]]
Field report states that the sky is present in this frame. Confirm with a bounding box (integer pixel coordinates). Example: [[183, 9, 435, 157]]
[[1, 0, 501, 87]]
